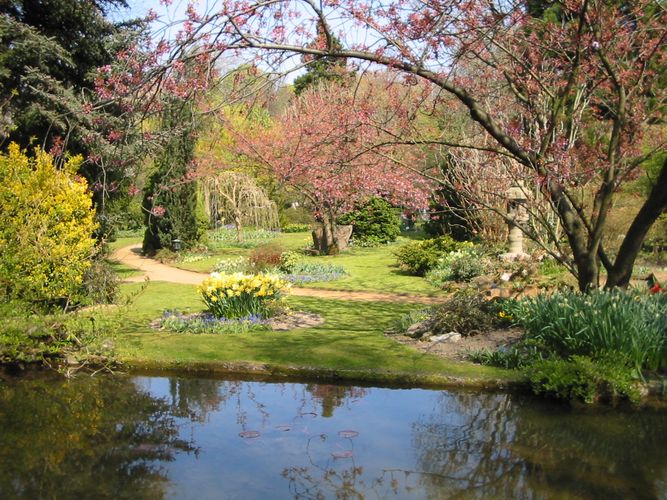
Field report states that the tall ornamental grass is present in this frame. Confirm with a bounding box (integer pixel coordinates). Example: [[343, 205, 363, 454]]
[[507, 289, 667, 373], [198, 272, 290, 319]]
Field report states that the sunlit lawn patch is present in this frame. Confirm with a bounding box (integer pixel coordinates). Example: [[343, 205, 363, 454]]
[[114, 281, 509, 381]]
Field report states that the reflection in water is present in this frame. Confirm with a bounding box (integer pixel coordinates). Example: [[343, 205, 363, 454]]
[[0, 374, 666, 499], [166, 377, 232, 422], [0, 374, 195, 499], [305, 384, 368, 418], [412, 391, 667, 499]]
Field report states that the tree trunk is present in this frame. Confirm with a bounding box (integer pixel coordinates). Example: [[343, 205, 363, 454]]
[[312, 216, 336, 254], [605, 157, 667, 289], [234, 212, 243, 242], [322, 216, 335, 252], [574, 251, 600, 291], [548, 179, 601, 291], [311, 214, 353, 255]]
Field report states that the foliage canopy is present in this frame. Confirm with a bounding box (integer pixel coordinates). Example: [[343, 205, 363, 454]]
[[0, 144, 97, 304]]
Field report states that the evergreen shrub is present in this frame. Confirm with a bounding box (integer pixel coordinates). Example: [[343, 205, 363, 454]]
[[394, 235, 468, 276], [0, 144, 97, 305], [338, 198, 400, 246]]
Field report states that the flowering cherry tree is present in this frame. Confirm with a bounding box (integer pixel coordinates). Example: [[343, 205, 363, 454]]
[[126, 0, 666, 290], [233, 81, 431, 253]]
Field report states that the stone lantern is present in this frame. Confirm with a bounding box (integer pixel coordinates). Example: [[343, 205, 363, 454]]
[[501, 181, 530, 261]]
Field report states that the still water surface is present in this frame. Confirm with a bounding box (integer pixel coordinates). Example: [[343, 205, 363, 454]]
[[0, 374, 665, 499]]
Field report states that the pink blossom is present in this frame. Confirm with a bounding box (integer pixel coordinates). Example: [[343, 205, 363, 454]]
[[152, 205, 166, 217]]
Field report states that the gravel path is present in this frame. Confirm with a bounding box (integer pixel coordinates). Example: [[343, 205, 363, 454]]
[[111, 244, 446, 304]]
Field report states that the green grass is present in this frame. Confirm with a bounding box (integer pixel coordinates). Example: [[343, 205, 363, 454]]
[[106, 236, 144, 278], [297, 242, 441, 295], [113, 281, 511, 384], [108, 235, 143, 251], [108, 261, 143, 279], [175, 232, 312, 273], [176, 233, 441, 296]]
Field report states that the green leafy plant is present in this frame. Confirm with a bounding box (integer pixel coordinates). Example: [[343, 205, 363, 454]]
[[525, 356, 641, 404], [213, 256, 250, 274], [281, 223, 311, 233], [394, 235, 467, 276], [506, 289, 667, 374], [425, 246, 486, 286], [467, 338, 543, 369], [208, 228, 278, 249], [279, 262, 347, 284], [154, 248, 178, 264], [279, 251, 302, 273], [159, 310, 269, 334], [338, 198, 401, 246], [429, 289, 509, 336], [277, 250, 348, 283]]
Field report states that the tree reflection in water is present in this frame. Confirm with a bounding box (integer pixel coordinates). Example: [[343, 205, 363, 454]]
[[166, 377, 237, 422], [2, 375, 666, 499], [305, 384, 368, 418], [411, 391, 667, 499], [282, 389, 667, 499], [0, 374, 195, 499]]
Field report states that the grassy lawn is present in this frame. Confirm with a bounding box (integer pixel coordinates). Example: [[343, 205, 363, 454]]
[[106, 235, 144, 278], [109, 262, 143, 279], [113, 281, 512, 384], [174, 231, 312, 273], [108, 235, 143, 251], [175, 232, 441, 296], [295, 243, 439, 295]]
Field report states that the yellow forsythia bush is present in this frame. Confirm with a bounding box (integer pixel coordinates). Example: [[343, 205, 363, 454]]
[[0, 143, 97, 304], [198, 272, 291, 319]]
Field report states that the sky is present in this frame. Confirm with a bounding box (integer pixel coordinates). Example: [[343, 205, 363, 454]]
[[110, 0, 304, 82], [114, 0, 185, 21]]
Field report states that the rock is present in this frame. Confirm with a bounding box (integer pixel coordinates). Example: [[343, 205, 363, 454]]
[[312, 224, 353, 253], [429, 332, 462, 343], [419, 331, 434, 341], [65, 355, 79, 365], [405, 321, 431, 339]]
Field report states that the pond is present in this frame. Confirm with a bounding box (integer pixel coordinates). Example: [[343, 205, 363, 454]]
[[0, 373, 665, 499]]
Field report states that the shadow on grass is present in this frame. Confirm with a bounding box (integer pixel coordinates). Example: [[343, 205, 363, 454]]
[[108, 260, 142, 279], [114, 281, 508, 380]]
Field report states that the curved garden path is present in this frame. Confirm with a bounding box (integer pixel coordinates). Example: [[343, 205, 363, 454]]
[[112, 244, 446, 304]]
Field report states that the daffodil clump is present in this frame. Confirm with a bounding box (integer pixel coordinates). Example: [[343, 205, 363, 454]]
[[198, 272, 291, 319]]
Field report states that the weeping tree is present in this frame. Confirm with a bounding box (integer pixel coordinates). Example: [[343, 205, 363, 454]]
[[202, 171, 279, 242], [132, 0, 666, 290]]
